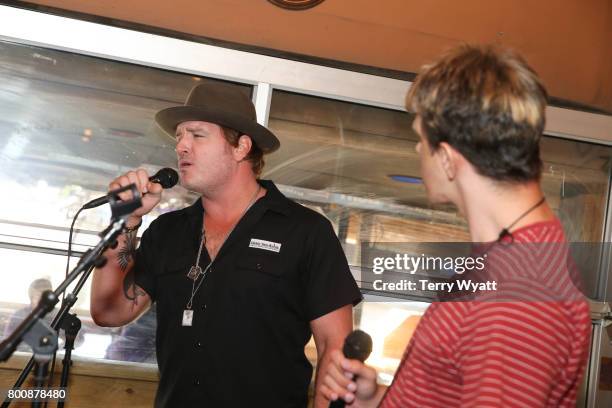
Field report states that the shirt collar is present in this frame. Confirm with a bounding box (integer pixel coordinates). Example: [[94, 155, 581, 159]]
[[182, 179, 291, 217], [257, 179, 291, 216]]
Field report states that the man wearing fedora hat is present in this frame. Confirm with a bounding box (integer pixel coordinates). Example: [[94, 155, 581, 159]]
[[90, 82, 362, 407]]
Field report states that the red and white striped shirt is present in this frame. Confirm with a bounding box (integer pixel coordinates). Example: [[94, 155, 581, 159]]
[[380, 219, 591, 407]]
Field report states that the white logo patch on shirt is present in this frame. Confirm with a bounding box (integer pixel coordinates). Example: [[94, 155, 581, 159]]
[[249, 238, 282, 253]]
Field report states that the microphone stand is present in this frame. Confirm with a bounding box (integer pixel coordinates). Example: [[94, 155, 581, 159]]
[[2, 264, 96, 408], [56, 313, 81, 408], [0, 184, 142, 408]]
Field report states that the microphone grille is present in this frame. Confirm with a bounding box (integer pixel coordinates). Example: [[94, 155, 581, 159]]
[[154, 168, 179, 189], [343, 330, 373, 362]]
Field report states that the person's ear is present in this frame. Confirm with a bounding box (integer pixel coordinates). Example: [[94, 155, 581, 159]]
[[235, 135, 253, 161], [437, 142, 458, 181]]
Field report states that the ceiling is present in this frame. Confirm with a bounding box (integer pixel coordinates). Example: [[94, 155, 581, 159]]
[[14, 0, 612, 114]]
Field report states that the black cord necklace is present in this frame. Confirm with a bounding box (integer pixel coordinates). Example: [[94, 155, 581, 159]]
[[497, 197, 546, 242]]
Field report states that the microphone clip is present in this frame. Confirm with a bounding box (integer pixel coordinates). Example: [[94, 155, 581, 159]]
[[108, 183, 142, 219]]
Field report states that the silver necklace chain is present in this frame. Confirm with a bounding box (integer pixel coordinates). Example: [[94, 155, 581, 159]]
[[185, 185, 262, 310]]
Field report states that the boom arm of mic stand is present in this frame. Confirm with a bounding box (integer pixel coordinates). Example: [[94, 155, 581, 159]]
[[0, 230, 120, 408], [0, 184, 141, 408], [1, 262, 96, 407]]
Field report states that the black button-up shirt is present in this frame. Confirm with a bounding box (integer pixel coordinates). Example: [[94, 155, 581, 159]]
[[134, 180, 362, 407]]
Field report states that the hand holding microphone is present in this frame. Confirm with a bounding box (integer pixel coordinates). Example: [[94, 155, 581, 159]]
[[83, 168, 179, 221], [324, 330, 380, 408]]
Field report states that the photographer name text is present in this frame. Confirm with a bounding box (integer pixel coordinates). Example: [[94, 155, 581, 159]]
[[373, 279, 497, 292]]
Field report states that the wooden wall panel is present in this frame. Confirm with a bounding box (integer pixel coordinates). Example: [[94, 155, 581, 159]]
[[0, 354, 156, 408]]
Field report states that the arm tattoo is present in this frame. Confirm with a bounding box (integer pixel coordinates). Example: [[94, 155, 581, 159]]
[[119, 231, 146, 302], [117, 230, 137, 272], [123, 270, 146, 302]]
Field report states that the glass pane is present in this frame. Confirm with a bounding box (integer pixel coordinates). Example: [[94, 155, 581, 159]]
[[0, 40, 252, 237], [353, 298, 429, 383], [268, 90, 611, 301], [0, 41, 252, 365], [303, 298, 429, 382], [540, 137, 610, 242], [0, 247, 155, 362]]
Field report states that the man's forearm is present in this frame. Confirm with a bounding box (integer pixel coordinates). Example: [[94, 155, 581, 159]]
[[90, 218, 147, 325], [313, 347, 334, 408], [92, 229, 135, 302], [310, 305, 354, 407]]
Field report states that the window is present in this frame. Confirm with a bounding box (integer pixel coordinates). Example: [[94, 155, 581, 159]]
[[0, 40, 251, 236], [0, 37, 610, 387], [0, 247, 116, 360], [268, 89, 611, 377], [0, 40, 252, 364]]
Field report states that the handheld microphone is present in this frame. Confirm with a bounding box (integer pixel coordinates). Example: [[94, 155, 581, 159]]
[[329, 330, 373, 408], [82, 168, 179, 209]]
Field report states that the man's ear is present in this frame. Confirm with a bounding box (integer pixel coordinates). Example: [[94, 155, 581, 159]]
[[437, 142, 458, 181], [234, 134, 253, 161]]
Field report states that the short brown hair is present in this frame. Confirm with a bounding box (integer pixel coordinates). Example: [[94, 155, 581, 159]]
[[222, 126, 265, 176], [407, 44, 547, 182], [28, 278, 52, 300]]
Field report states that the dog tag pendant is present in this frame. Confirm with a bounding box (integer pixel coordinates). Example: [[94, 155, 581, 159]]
[[182, 309, 194, 326], [187, 265, 202, 280]]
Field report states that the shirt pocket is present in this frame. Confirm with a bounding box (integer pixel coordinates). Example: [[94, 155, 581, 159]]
[[235, 249, 284, 278], [229, 250, 293, 319]]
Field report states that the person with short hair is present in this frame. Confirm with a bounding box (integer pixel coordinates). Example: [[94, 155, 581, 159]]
[[322, 45, 591, 408], [3, 278, 53, 350], [90, 82, 362, 407]]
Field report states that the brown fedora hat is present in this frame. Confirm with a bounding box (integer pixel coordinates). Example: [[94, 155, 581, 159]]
[[155, 82, 280, 152]]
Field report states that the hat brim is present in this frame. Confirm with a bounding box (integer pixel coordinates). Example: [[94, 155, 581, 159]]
[[155, 106, 280, 153]]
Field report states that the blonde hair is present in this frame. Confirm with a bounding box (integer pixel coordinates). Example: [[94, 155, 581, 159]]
[[407, 44, 547, 182]]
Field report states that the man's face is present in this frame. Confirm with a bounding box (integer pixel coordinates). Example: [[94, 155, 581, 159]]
[[175, 121, 236, 193], [413, 115, 451, 204], [30, 292, 42, 309]]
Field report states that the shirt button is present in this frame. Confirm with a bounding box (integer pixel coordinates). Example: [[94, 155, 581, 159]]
[[193, 378, 200, 386], [256, 263, 263, 270], [201, 304, 207, 311], [196, 340, 202, 348]]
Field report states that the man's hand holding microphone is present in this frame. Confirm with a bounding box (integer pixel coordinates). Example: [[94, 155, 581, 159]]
[[89, 168, 178, 328], [84, 167, 178, 226], [322, 330, 386, 408], [109, 169, 164, 226]]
